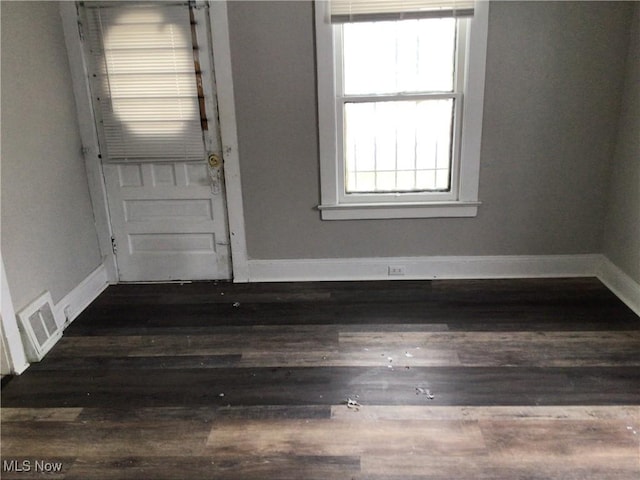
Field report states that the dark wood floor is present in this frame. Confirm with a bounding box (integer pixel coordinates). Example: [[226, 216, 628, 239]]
[[2, 278, 639, 479]]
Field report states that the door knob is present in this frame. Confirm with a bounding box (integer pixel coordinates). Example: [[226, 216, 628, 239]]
[[208, 153, 221, 168]]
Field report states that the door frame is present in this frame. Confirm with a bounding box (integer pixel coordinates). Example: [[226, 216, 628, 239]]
[[61, 1, 249, 283]]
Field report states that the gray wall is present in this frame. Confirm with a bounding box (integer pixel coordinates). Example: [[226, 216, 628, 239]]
[[1, 1, 635, 304], [228, 1, 632, 260], [604, 3, 640, 284], [1, 2, 102, 311]]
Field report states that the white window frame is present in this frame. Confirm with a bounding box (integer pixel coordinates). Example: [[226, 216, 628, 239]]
[[316, 0, 489, 220]]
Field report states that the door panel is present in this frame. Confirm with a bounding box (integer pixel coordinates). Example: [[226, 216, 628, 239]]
[[104, 161, 230, 281], [84, 2, 231, 281]]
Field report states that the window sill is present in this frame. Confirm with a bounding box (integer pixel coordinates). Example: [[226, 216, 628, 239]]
[[317, 201, 480, 220]]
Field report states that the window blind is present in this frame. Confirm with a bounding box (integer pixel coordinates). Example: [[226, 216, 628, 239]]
[[85, 4, 205, 161], [329, 0, 475, 23]]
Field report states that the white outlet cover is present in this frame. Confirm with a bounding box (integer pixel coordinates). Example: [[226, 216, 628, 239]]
[[388, 266, 406, 275]]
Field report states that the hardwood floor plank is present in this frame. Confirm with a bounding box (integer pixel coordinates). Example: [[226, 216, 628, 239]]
[[67, 305, 639, 333], [340, 331, 640, 367], [65, 455, 360, 480], [207, 419, 486, 457], [50, 329, 338, 357], [3, 366, 639, 408], [1, 408, 83, 422], [91, 279, 432, 304], [1, 420, 212, 457], [237, 348, 461, 367], [330, 405, 640, 422], [64, 323, 450, 337], [75, 407, 221, 423], [45, 329, 640, 368], [29, 355, 242, 371], [430, 277, 617, 301], [73, 298, 639, 325], [75, 405, 331, 423], [479, 418, 640, 458], [361, 454, 640, 479]]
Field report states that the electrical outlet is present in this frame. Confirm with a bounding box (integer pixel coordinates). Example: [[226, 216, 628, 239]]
[[388, 265, 406, 276]]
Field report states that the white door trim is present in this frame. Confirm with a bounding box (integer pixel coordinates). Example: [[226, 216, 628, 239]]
[[60, 1, 117, 283], [208, 1, 249, 282], [60, 1, 249, 283]]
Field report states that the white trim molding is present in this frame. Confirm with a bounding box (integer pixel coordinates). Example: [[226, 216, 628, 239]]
[[315, 0, 489, 220], [54, 264, 109, 327], [318, 201, 481, 220], [60, 2, 118, 283], [247, 254, 602, 283], [2, 263, 108, 375], [0, 256, 29, 374], [208, 1, 250, 282], [55, 264, 109, 328], [597, 257, 640, 317]]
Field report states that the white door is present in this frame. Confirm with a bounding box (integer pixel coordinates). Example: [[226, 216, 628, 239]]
[[83, 2, 231, 281]]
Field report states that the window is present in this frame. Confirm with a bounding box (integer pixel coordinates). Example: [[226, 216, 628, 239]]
[[84, 3, 206, 161], [315, 0, 489, 220]]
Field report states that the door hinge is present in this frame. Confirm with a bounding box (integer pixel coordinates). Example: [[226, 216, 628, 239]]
[[111, 236, 117, 255]]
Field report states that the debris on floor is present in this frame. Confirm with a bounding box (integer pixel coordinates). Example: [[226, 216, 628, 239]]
[[382, 355, 393, 369], [232, 302, 240, 307], [416, 387, 435, 399], [405, 352, 414, 358], [346, 398, 361, 411]]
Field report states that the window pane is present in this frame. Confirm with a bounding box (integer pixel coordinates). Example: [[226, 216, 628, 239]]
[[344, 99, 453, 193], [86, 5, 205, 160], [343, 18, 456, 95]]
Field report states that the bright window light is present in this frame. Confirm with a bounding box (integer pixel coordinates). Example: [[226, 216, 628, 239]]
[[86, 4, 206, 160], [343, 18, 456, 95], [341, 18, 457, 194], [102, 9, 198, 136]]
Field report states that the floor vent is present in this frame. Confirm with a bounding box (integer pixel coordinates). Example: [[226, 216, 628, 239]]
[[17, 292, 62, 362]]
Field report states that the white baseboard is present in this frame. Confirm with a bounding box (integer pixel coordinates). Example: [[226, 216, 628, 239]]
[[596, 257, 640, 317], [55, 263, 109, 327], [247, 254, 602, 283]]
